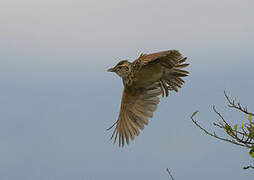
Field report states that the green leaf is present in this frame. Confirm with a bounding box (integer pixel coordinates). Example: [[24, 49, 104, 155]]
[[248, 114, 252, 123], [234, 125, 238, 131], [249, 148, 254, 158], [248, 127, 254, 139], [225, 124, 233, 135]]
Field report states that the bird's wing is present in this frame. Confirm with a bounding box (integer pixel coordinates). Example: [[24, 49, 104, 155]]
[[107, 83, 161, 147], [132, 50, 189, 95], [133, 49, 182, 66]]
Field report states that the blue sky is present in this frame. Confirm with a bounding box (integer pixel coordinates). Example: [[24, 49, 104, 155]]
[[1, 0, 254, 179]]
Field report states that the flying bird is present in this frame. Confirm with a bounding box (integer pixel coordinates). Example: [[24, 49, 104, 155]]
[[107, 50, 189, 147]]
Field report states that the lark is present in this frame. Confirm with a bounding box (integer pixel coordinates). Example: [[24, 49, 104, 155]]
[[107, 50, 189, 147]]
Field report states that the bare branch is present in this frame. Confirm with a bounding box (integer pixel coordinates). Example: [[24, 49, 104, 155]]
[[243, 165, 254, 170], [166, 168, 175, 180], [213, 105, 228, 125], [224, 91, 254, 116]]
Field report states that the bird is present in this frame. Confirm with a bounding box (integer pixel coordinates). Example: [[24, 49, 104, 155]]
[[107, 50, 189, 147]]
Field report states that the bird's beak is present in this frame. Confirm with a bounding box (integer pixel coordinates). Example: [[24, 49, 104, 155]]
[[107, 68, 114, 72]]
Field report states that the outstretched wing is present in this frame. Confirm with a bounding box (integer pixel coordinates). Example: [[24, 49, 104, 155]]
[[107, 83, 161, 147], [132, 50, 189, 96], [133, 49, 184, 66]]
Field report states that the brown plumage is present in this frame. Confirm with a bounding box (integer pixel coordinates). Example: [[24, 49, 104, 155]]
[[107, 50, 189, 147]]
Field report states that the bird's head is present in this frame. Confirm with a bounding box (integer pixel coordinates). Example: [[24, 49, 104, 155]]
[[107, 60, 132, 78]]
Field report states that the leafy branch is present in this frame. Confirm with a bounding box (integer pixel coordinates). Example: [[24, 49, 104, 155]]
[[191, 91, 254, 169]]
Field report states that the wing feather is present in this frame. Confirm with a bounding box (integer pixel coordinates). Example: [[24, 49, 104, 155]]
[[133, 50, 189, 93], [131, 50, 189, 93], [107, 84, 161, 147]]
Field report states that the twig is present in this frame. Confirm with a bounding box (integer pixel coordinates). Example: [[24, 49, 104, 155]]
[[213, 105, 254, 146], [243, 165, 254, 170], [224, 91, 254, 116], [190, 111, 249, 148], [166, 168, 174, 180], [213, 106, 229, 125], [191, 91, 254, 170]]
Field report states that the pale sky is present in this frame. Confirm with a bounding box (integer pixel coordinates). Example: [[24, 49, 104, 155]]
[[0, 0, 254, 179]]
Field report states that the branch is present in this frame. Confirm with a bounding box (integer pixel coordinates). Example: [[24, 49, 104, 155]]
[[243, 165, 254, 170], [213, 106, 254, 146], [224, 91, 254, 116], [166, 168, 175, 180], [191, 91, 254, 170], [190, 111, 250, 148]]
